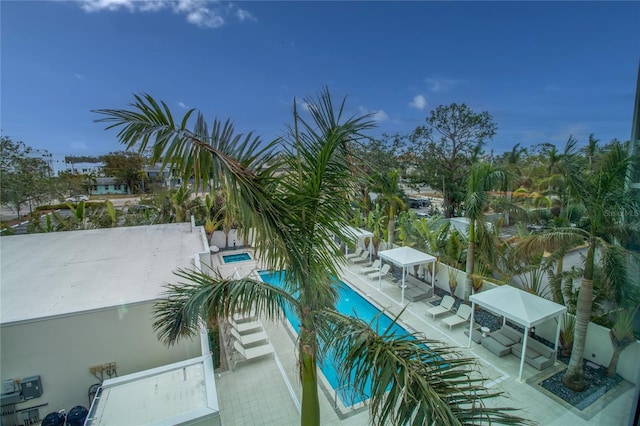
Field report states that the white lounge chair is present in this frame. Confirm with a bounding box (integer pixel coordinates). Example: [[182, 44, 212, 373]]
[[359, 259, 381, 275], [349, 250, 370, 264], [231, 340, 274, 370], [426, 295, 455, 319], [367, 263, 391, 280], [229, 317, 263, 334], [345, 247, 364, 260], [227, 326, 269, 348], [440, 304, 472, 330]]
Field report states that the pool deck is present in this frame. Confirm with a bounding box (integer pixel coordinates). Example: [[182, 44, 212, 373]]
[[213, 254, 636, 425]]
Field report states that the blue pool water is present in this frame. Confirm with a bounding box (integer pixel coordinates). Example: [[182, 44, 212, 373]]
[[259, 270, 414, 406], [222, 253, 252, 263]]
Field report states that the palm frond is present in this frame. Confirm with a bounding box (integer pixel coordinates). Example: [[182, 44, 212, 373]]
[[317, 310, 531, 425], [152, 267, 299, 345]]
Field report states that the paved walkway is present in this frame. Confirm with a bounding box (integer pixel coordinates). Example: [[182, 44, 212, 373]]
[[213, 256, 636, 425]]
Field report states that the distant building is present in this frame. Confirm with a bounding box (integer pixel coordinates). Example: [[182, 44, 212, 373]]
[[91, 177, 129, 195], [63, 162, 104, 176]]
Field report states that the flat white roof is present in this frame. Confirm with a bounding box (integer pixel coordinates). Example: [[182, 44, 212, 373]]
[[0, 223, 204, 324], [86, 356, 219, 426]]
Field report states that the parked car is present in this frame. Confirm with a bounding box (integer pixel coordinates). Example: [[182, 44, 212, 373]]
[[65, 195, 90, 202]]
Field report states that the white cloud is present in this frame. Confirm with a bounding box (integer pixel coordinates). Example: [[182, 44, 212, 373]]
[[78, 0, 135, 12], [73, 0, 254, 29], [186, 8, 224, 28], [372, 110, 389, 122], [358, 106, 388, 122], [425, 77, 466, 93], [178, 101, 187, 109], [236, 8, 256, 22], [409, 94, 426, 110], [74, 73, 84, 80]]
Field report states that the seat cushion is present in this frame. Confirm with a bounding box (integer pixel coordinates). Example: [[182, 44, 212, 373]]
[[481, 336, 510, 357], [500, 327, 522, 343], [491, 332, 515, 347]]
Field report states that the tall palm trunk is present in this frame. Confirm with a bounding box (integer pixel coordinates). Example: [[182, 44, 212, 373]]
[[464, 219, 475, 300], [550, 256, 564, 304], [562, 243, 595, 391], [300, 312, 320, 425], [387, 206, 396, 248]]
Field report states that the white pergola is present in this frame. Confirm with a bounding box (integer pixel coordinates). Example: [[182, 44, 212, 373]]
[[468, 285, 567, 381], [341, 225, 373, 260], [378, 246, 437, 304]]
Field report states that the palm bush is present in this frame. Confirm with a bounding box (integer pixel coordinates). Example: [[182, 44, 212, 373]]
[[518, 139, 639, 391]]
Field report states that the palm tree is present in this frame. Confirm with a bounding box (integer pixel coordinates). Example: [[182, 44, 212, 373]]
[[518, 140, 639, 392], [584, 133, 599, 171], [371, 169, 405, 248], [463, 162, 505, 300], [365, 204, 387, 256], [606, 306, 637, 377], [95, 90, 529, 425]]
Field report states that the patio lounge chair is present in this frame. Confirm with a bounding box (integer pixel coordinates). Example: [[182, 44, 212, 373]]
[[345, 247, 364, 260], [367, 264, 391, 280], [359, 259, 381, 275], [231, 340, 274, 370], [227, 326, 269, 348], [425, 295, 455, 319], [440, 304, 472, 330], [229, 317, 263, 335], [349, 250, 370, 264]]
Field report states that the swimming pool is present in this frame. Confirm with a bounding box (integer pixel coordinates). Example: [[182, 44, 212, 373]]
[[258, 270, 413, 407], [222, 252, 252, 263]]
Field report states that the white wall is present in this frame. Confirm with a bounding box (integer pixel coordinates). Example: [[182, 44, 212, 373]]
[[432, 262, 471, 300], [0, 302, 201, 419], [209, 229, 254, 250]]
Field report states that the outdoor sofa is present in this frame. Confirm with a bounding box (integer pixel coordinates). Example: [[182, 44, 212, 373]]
[[402, 275, 433, 302], [511, 336, 555, 370], [480, 325, 522, 357]]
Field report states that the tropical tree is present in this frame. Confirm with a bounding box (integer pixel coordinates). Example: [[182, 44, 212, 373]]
[[101, 151, 147, 194], [584, 134, 599, 172], [409, 103, 497, 217], [365, 204, 387, 256], [518, 139, 640, 392], [606, 306, 638, 377], [463, 162, 505, 300], [371, 169, 405, 247], [94, 90, 529, 425], [0, 136, 53, 217]]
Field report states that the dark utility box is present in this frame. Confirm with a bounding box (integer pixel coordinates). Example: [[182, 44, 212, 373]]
[[20, 376, 42, 400]]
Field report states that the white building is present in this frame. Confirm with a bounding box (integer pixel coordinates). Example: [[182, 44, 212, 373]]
[[0, 223, 219, 425]]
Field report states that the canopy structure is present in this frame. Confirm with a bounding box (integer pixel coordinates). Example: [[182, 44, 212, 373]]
[[341, 225, 373, 260], [468, 285, 567, 381], [378, 247, 437, 304]]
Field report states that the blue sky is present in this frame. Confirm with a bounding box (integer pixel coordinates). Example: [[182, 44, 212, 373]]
[[2, 1, 639, 171]]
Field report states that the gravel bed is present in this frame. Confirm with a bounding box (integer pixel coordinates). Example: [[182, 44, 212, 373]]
[[540, 360, 622, 410]]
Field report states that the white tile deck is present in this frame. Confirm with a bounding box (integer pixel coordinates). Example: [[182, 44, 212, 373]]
[[213, 258, 636, 425]]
